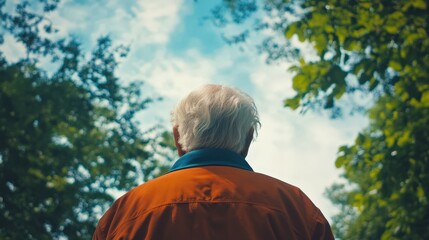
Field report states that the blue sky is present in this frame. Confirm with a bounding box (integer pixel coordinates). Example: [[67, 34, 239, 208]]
[[3, 0, 369, 221]]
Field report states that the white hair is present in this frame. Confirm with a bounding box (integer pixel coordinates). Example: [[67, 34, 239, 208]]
[[171, 84, 260, 154]]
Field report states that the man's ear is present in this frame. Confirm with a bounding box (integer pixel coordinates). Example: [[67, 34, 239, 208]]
[[240, 128, 254, 158], [173, 126, 186, 156]]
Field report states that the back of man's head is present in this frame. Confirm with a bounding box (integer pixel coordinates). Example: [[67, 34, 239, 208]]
[[171, 84, 260, 155]]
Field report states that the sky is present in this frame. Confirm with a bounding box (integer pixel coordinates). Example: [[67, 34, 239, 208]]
[[3, 0, 369, 221]]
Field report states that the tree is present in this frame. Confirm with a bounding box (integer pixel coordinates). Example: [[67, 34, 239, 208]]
[[212, 0, 429, 239], [0, 0, 173, 239], [327, 94, 429, 239]]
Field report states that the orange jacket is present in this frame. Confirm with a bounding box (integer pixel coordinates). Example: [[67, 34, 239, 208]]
[[93, 148, 334, 240]]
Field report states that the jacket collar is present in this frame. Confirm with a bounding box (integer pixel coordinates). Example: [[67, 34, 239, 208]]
[[169, 148, 253, 173]]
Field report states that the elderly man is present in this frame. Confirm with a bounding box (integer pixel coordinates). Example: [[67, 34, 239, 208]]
[[93, 84, 334, 239]]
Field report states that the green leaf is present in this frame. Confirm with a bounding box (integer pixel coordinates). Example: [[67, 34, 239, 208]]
[[287, 65, 300, 73], [336, 27, 348, 44], [397, 130, 411, 147], [335, 155, 346, 168], [421, 90, 429, 107], [369, 77, 379, 91], [356, 133, 365, 145], [292, 74, 309, 92], [311, 13, 329, 26], [285, 23, 297, 39], [417, 185, 425, 199], [314, 34, 328, 53], [334, 83, 346, 99], [389, 60, 402, 71], [297, 27, 305, 42], [346, 40, 362, 51], [284, 96, 301, 110], [412, 0, 427, 9], [325, 25, 334, 33], [385, 12, 406, 34], [373, 154, 384, 162]]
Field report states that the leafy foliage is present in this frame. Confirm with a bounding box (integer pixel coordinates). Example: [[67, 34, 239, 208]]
[[213, 0, 428, 113], [328, 94, 429, 239], [214, 0, 429, 239], [0, 0, 173, 239]]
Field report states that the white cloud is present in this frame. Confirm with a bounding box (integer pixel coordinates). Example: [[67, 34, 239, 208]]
[[120, 48, 218, 131], [139, 49, 215, 101], [129, 0, 184, 45], [0, 35, 27, 62], [44, 0, 184, 50], [46, 0, 83, 38]]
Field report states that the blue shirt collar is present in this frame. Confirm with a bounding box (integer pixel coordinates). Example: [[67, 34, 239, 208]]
[[169, 148, 253, 173]]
